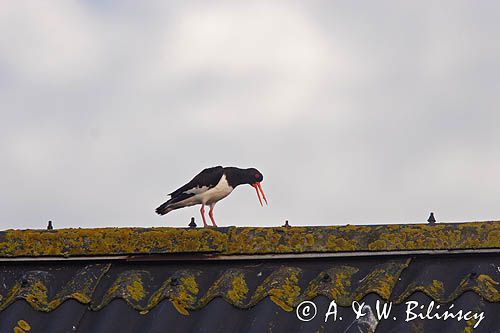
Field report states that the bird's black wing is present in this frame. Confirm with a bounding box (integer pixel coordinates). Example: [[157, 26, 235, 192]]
[[169, 166, 224, 198]]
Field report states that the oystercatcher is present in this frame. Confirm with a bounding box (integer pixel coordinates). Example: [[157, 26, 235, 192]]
[[155, 166, 267, 227]]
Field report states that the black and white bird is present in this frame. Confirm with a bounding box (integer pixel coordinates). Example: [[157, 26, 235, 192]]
[[155, 166, 267, 227]]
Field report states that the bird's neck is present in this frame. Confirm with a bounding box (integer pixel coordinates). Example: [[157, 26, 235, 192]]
[[223, 167, 248, 188]]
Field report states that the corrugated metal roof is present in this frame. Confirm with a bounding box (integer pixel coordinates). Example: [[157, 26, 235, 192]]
[[0, 222, 499, 332]]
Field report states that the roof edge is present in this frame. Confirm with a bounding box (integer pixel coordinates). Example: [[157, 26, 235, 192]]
[[0, 221, 498, 258]]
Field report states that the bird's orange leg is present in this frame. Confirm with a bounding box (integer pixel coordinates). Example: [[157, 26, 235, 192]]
[[200, 204, 209, 227], [209, 204, 218, 227]]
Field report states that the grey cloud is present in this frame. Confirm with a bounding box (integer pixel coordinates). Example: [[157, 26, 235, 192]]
[[1, 1, 500, 229]]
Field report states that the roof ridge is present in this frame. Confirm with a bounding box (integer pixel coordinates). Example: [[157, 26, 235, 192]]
[[0, 221, 498, 258]]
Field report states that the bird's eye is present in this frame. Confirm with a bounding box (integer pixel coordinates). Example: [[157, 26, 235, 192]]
[[255, 174, 260, 178]]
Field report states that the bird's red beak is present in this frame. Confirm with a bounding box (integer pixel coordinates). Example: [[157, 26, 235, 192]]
[[251, 182, 268, 206]]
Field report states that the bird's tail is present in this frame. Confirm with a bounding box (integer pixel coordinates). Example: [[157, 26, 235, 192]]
[[156, 193, 194, 215], [155, 200, 174, 215]]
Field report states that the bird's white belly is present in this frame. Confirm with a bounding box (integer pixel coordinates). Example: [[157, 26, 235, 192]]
[[199, 174, 233, 205]]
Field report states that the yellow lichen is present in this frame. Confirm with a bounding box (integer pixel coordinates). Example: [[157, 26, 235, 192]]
[[430, 280, 444, 297], [0, 221, 498, 257], [69, 292, 92, 304], [327, 236, 356, 251], [396, 277, 446, 304], [368, 240, 386, 250], [180, 276, 199, 295], [0, 227, 228, 258], [25, 281, 48, 307], [0, 283, 20, 311], [168, 275, 200, 316], [0, 223, 499, 315], [476, 274, 499, 286], [356, 260, 410, 301], [17, 320, 31, 331], [305, 234, 315, 247], [463, 303, 483, 333], [227, 275, 249, 304], [331, 268, 357, 300], [301, 266, 361, 307], [269, 271, 301, 312], [464, 319, 475, 333], [474, 274, 500, 301], [486, 230, 500, 245], [171, 300, 190, 316], [127, 280, 145, 301]]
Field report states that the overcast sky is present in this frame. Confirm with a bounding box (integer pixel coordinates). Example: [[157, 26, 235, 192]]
[[1, 1, 500, 230]]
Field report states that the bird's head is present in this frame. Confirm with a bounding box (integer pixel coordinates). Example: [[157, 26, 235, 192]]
[[245, 168, 267, 206]]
